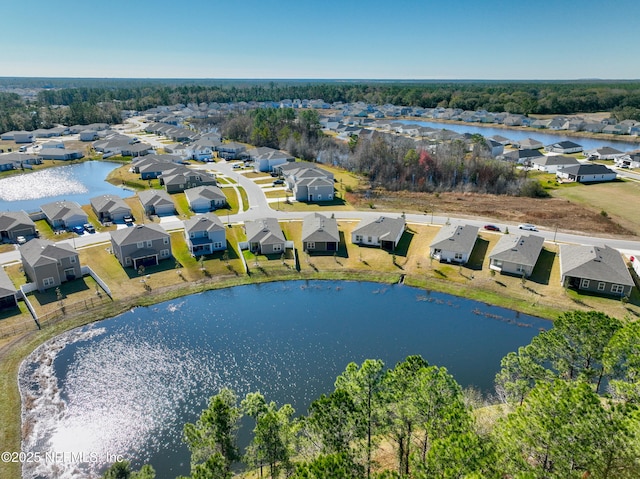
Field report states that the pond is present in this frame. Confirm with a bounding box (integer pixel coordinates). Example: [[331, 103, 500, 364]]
[[0, 161, 132, 213], [20, 280, 550, 479]]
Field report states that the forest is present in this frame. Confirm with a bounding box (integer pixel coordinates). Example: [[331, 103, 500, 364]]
[[3, 79, 640, 133], [102, 310, 640, 479]]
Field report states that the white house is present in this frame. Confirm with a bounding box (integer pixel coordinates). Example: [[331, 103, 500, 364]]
[[556, 164, 617, 183]]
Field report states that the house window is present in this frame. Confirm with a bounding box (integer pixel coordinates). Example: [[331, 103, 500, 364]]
[[367, 236, 373, 243], [307, 242, 315, 250], [516, 264, 526, 273], [70, 256, 76, 264], [163, 237, 169, 245], [317, 194, 322, 200], [136, 241, 144, 248], [580, 279, 590, 289], [454, 253, 463, 261], [125, 257, 132, 266], [146, 240, 153, 248], [492, 260, 503, 268], [355, 235, 363, 243], [611, 284, 625, 294], [189, 232, 195, 238], [43, 277, 55, 287], [160, 249, 170, 258], [597, 282, 606, 291], [213, 242, 223, 249], [273, 244, 282, 252]]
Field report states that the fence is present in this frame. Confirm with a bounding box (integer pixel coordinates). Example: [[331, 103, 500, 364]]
[[36, 294, 112, 326]]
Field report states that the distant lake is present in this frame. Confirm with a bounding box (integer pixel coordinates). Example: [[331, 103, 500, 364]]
[[398, 119, 640, 152], [20, 280, 550, 479], [0, 161, 132, 213]]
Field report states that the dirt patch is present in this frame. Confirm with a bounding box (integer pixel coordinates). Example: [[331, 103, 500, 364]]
[[348, 189, 637, 238]]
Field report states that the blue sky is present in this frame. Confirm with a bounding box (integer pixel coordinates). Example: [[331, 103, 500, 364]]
[[2, 0, 639, 80]]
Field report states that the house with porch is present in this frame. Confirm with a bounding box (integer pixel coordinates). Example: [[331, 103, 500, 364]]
[[301, 213, 340, 252], [0, 211, 37, 242], [530, 155, 580, 174], [90, 194, 132, 224], [544, 140, 583, 154], [351, 216, 406, 250], [247, 147, 294, 172], [489, 234, 544, 277], [277, 162, 335, 202], [244, 218, 286, 255], [429, 224, 478, 264], [217, 142, 246, 160], [159, 167, 217, 194], [560, 244, 634, 297], [19, 239, 81, 291], [40, 200, 88, 230], [502, 149, 545, 164], [184, 213, 227, 256], [110, 224, 172, 269], [556, 164, 617, 183]]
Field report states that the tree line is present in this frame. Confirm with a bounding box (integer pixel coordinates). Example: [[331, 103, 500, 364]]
[[4, 79, 640, 134], [102, 310, 640, 479]]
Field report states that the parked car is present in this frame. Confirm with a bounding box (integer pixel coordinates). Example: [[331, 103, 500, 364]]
[[483, 224, 500, 232], [84, 223, 95, 233], [272, 179, 284, 186], [518, 223, 538, 231], [72, 225, 85, 235], [16, 235, 27, 245]]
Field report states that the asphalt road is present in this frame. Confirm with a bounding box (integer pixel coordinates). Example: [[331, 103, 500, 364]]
[[2, 159, 640, 266]]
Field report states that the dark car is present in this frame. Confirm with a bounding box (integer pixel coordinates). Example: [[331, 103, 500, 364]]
[[483, 224, 500, 232], [72, 225, 84, 235], [272, 179, 285, 186]]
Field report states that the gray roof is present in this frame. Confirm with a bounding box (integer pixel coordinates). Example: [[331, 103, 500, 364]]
[[0, 266, 17, 297], [184, 213, 225, 235], [138, 189, 174, 208], [20, 239, 78, 268], [40, 200, 86, 222], [503, 149, 545, 161], [546, 140, 582, 149], [557, 163, 616, 176], [245, 218, 285, 245], [352, 216, 406, 240], [531, 155, 580, 167], [0, 211, 36, 231], [90, 194, 131, 215], [560, 244, 634, 286], [185, 185, 226, 203], [110, 223, 169, 246], [302, 213, 340, 243], [489, 234, 544, 267], [430, 224, 479, 254]]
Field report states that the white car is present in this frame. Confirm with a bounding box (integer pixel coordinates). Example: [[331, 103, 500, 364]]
[[518, 223, 538, 231], [16, 236, 27, 245]]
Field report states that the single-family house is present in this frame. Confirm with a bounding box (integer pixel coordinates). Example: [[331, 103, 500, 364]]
[[484, 139, 504, 157], [530, 155, 580, 173], [245, 218, 286, 255], [20, 239, 81, 291], [184, 213, 227, 256], [184, 185, 227, 212], [0, 267, 18, 310], [502, 149, 545, 164], [585, 146, 625, 160], [90, 194, 132, 223], [79, 130, 99, 141], [159, 167, 217, 194], [517, 138, 544, 150], [138, 190, 175, 216], [278, 162, 335, 202], [559, 244, 634, 297], [110, 224, 172, 269], [40, 200, 88, 230], [13, 131, 34, 143], [429, 224, 478, 264], [301, 213, 340, 252], [217, 142, 246, 160], [544, 141, 583, 154], [37, 148, 84, 161], [489, 234, 544, 277], [490, 135, 512, 146], [614, 154, 640, 169], [556, 164, 617, 183], [247, 147, 294, 172], [351, 216, 406, 250], [0, 211, 37, 242]]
